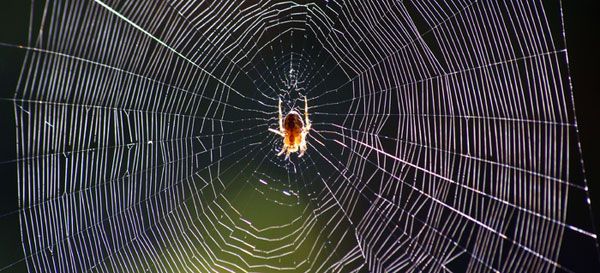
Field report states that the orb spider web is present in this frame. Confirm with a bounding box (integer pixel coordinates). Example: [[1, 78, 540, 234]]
[[0, 0, 597, 273]]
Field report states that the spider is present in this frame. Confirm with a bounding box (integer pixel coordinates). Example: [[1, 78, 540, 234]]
[[268, 97, 311, 159]]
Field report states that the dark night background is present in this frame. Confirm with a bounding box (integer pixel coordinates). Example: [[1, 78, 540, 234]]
[[0, 0, 598, 272], [564, 0, 600, 253], [565, 0, 600, 229]]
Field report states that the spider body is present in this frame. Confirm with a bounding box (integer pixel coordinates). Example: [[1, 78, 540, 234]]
[[269, 97, 311, 159]]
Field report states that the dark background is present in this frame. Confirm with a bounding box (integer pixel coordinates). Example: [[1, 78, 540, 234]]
[[564, 0, 600, 242]]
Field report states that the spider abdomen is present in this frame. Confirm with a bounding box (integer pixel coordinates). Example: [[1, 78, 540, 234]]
[[284, 112, 303, 148]]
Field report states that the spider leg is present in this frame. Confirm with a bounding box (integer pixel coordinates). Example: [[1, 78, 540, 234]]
[[269, 98, 285, 136], [298, 138, 306, 157], [279, 97, 284, 133], [304, 96, 311, 131], [278, 146, 286, 156], [268, 128, 284, 136]]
